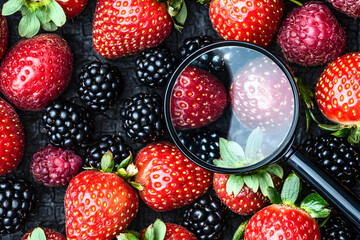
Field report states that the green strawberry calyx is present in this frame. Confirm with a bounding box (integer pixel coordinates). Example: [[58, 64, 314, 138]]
[[318, 123, 360, 145], [225, 164, 283, 198], [116, 219, 167, 240], [2, 0, 66, 38], [28, 227, 47, 240], [154, 0, 187, 31], [213, 127, 264, 168]]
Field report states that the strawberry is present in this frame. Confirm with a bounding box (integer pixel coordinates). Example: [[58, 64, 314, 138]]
[[135, 142, 212, 211], [277, 1, 346, 66], [326, 0, 360, 18], [22, 227, 66, 240], [171, 65, 228, 130], [315, 53, 360, 144], [65, 151, 139, 240], [92, 0, 186, 58], [208, 0, 284, 48], [0, 34, 73, 111], [0, 13, 8, 60], [230, 57, 294, 132], [232, 174, 330, 240], [0, 97, 25, 176], [55, 0, 88, 18]]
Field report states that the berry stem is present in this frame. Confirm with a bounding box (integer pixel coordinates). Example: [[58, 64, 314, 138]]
[[288, 0, 303, 6]]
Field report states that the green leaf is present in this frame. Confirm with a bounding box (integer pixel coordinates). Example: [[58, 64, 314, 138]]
[[318, 123, 343, 132], [2, 0, 24, 16], [232, 221, 247, 240], [19, 11, 40, 38], [41, 21, 58, 31], [300, 193, 331, 219], [332, 128, 351, 138], [101, 151, 114, 172], [264, 164, 283, 179], [214, 138, 246, 168], [167, 0, 183, 17], [144, 224, 155, 240], [259, 172, 274, 197], [116, 233, 141, 240], [47, 0, 66, 27], [267, 186, 282, 204], [348, 126, 360, 145], [153, 219, 166, 240], [243, 174, 259, 193], [117, 151, 133, 169], [226, 175, 244, 197], [281, 173, 301, 206], [28, 227, 47, 240], [245, 127, 263, 162], [174, 1, 187, 25]]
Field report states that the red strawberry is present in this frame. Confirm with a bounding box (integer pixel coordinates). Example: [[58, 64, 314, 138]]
[[92, 0, 173, 58], [22, 227, 66, 240], [141, 220, 197, 240], [171, 65, 228, 130], [230, 57, 294, 132], [277, 1, 346, 66], [65, 151, 139, 240], [315, 53, 360, 144], [0, 97, 25, 176], [326, 0, 360, 18], [0, 34, 73, 111], [0, 13, 8, 60], [208, 0, 284, 48], [56, 0, 89, 18], [135, 142, 212, 211]]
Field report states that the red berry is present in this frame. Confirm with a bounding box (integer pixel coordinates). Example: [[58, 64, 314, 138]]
[[326, 0, 360, 18], [92, 0, 173, 58], [171, 65, 228, 130], [0, 14, 8, 60], [209, 0, 284, 48], [141, 223, 197, 240], [135, 142, 212, 211], [30, 146, 82, 187], [0, 34, 73, 110], [22, 227, 66, 240], [0, 97, 25, 176], [56, 0, 89, 18], [277, 1, 346, 66]]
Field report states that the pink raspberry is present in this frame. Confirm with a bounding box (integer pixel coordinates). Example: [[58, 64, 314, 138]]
[[30, 146, 82, 187]]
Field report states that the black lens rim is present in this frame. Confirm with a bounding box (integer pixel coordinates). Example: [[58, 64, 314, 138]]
[[164, 40, 300, 174]]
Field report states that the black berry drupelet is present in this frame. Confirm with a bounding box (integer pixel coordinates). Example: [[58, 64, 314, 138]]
[[177, 129, 223, 164], [0, 178, 36, 236], [136, 47, 178, 88], [78, 61, 123, 112], [178, 36, 225, 72], [42, 101, 94, 150], [321, 213, 357, 240], [183, 194, 227, 240], [120, 93, 165, 143], [302, 134, 360, 189], [84, 135, 132, 169]]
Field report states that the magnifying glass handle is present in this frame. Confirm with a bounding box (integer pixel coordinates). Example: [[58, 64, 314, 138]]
[[286, 146, 360, 230]]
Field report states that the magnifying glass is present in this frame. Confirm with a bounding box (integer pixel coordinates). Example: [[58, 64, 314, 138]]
[[164, 41, 360, 230]]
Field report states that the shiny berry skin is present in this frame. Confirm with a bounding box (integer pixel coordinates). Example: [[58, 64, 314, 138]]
[[136, 46, 178, 88], [30, 146, 82, 187], [183, 194, 227, 240], [277, 1, 346, 66], [171, 65, 228, 130], [135, 142, 212, 211], [245, 204, 320, 240], [0, 178, 37, 235], [78, 61, 123, 112], [0, 34, 72, 110], [321, 213, 357, 240], [0, 98, 25, 176], [209, 0, 284, 48], [92, 0, 173, 58], [315, 53, 360, 125], [56, 0, 88, 18], [326, 0, 360, 18], [22, 227, 66, 240], [0, 14, 7, 60]]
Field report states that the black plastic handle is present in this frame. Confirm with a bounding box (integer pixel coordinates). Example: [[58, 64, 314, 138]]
[[286, 146, 360, 230]]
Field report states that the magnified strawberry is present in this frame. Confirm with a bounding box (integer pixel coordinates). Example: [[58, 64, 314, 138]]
[[230, 57, 295, 132]]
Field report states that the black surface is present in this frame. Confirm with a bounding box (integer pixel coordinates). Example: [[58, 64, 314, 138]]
[[1, 0, 360, 239]]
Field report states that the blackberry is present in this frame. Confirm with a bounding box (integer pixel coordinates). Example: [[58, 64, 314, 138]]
[[84, 135, 132, 169], [321, 213, 357, 240], [0, 178, 36, 235], [42, 101, 94, 150], [183, 194, 227, 240], [78, 61, 123, 112], [136, 47, 178, 88], [302, 134, 360, 189], [177, 129, 223, 164], [120, 93, 165, 143], [178, 36, 224, 72]]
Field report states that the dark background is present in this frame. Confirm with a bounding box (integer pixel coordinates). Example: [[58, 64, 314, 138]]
[[0, 0, 359, 239]]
